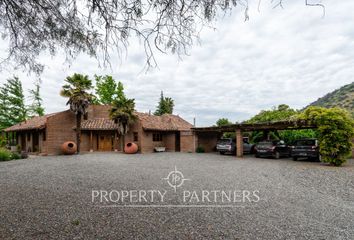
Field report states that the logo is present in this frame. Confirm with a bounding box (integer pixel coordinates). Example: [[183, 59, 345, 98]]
[[92, 165, 260, 207], [162, 166, 189, 192]]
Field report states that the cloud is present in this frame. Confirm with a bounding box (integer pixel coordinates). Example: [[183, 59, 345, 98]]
[[0, 0, 353, 126]]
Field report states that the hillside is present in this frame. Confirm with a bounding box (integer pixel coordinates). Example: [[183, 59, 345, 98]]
[[308, 82, 354, 116]]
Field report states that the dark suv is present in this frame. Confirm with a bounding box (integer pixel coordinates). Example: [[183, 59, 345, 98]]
[[291, 139, 320, 161], [255, 140, 290, 159]]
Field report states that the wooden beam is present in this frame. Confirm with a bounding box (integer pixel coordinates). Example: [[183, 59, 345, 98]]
[[192, 120, 316, 133], [90, 131, 93, 152], [236, 129, 243, 158]]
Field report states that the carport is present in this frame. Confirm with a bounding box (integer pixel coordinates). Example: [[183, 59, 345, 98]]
[[192, 120, 316, 157]]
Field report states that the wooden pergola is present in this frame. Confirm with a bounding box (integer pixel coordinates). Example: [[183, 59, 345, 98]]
[[192, 120, 316, 157]]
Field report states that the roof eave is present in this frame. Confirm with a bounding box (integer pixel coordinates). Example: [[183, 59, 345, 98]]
[[4, 125, 46, 132]]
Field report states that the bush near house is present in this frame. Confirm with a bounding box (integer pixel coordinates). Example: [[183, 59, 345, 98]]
[[299, 107, 354, 166], [0, 148, 27, 161], [196, 146, 205, 153], [0, 148, 12, 161], [11, 152, 21, 160], [0, 135, 7, 147]]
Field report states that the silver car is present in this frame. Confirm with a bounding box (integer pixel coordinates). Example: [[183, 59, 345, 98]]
[[216, 138, 254, 155]]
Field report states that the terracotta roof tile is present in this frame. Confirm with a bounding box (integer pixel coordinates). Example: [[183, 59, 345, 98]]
[[5, 105, 193, 132], [80, 118, 119, 130], [4, 113, 56, 132], [135, 112, 193, 131]]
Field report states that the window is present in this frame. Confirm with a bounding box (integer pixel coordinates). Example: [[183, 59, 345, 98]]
[[153, 133, 163, 142], [133, 132, 138, 142]]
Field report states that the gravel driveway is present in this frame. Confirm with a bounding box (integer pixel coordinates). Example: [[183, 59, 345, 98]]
[[1, 153, 353, 239]]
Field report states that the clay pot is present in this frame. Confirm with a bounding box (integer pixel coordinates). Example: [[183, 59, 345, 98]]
[[61, 141, 77, 155], [124, 142, 138, 154]]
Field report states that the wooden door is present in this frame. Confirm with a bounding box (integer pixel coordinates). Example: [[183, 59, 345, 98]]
[[98, 134, 113, 151]]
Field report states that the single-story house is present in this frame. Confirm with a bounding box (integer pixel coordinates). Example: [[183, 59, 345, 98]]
[[4, 105, 196, 155]]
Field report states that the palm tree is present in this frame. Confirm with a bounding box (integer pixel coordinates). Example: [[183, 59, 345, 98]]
[[109, 94, 136, 152], [60, 74, 93, 153]]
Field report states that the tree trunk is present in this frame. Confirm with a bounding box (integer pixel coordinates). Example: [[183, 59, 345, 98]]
[[121, 134, 125, 152], [76, 112, 82, 153]]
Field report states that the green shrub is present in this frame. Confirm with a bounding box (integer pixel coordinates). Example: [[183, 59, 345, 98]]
[[20, 151, 28, 159], [0, 135, 7, 147], [196, 146, 205, 153], [11, 152, 21, 160], [299, 107, 354, 166], [0, 148, 12, 161]]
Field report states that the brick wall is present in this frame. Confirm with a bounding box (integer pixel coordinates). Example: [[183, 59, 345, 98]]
[[138, 131, 176, 153], [122, 121, 141, 152], [46, 110, 76, 155], [139, 131, 160, 153], [33, 105, 195, 155], [87, 105, 112, 118], [180, 130, 196, 153]]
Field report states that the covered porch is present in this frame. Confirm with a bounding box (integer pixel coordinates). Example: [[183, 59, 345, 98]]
[[80, 118, 120, 152], [4, 129, 45, 153]]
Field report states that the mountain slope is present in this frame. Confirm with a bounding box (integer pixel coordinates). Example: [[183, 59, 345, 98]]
[[308, 82, 354, 116]]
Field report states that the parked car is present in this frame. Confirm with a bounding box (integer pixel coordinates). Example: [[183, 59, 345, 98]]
[[290, 139, 320, 161], [255, 140, 290, 159], [216, 138, 254, 155]]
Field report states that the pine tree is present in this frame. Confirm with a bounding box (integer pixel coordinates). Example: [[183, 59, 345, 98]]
[[28, 82, 45, 117], [0, 76, 27, 130], [154, 91, 174, 116], [0, 87, 11, 130]]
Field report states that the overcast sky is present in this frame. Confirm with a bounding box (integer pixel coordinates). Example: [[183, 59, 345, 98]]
[[0, 1, 353, 126]]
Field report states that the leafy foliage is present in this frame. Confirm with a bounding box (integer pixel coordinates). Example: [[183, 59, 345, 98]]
[[215, 118, 235, 138], [0, 135, 7, 147], [216, 118, 232, 126], [154, 91, 174, 116], [61, 74, 94, 115], [10, 152, 21, 160], [308, 82, 354, 117], [94, 75, 123, 105], [60, 73, 94, 153], [0, 147, 26, 161], [110, 98, 136, 136], [28, 82, 45, 117], [109, 82, 136, 150], [0, 76, 27, 130], [247, 104, 297, 123], [0, 0, 245, 73], [0, 148, 12, 161], [246, 104, 316, 143], [299, 106, 354, 166], [0, 1, 323, 74], [196, 146, 205, 153]]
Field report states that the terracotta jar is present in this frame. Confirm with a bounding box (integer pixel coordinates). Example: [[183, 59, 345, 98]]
[[124, 142, 138, 154], [61, 141, 77, 155]]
